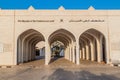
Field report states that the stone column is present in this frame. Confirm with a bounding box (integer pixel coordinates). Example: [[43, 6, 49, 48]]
[[100, 35, 103, 62], [68, 46, 70, 60], [65, 48, 67, 59], [86, 44, 89, 60], [82, 47, 85, 60], [106, 37, 110, 64], [25, 41, 29, 62], [90, 42, 95, 61], [96, 39, 102, 63], [72, 44, 75, 63], [18, 38, 21, 63], [33, 44, 36, 60], [21, 41, 24, 63], [31, 43, 35, 60], [29, 43, 32, 61], [23, 41, 27, 62], [76, 39, 80, 65], [69, 45, 72, 61], [80, 49, 82, 59], [45, 40, 51, 65], [66, 46, 69, 60]]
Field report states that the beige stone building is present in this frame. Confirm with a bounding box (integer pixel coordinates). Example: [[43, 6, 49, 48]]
[[0, 7, 120, 66]]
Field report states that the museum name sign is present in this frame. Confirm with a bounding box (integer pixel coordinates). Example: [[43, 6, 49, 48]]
[[69, 19, 105, 23], [18, 19, 105, 23], [18, 20, 55, 22]]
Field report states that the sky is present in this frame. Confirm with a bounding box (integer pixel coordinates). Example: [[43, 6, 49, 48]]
[[0, 0, 120, 10]]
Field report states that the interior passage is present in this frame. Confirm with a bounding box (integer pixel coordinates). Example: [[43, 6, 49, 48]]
[[48, 29, 77, 64], [79, 29, 106, 63], [17, 29, 45, 64]]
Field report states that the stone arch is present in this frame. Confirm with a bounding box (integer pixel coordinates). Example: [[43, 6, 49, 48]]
[[79, 28, 107, 63], [49, 29, 76, 43], [17, 29, 45, 64], [48, 28, 76, 63]]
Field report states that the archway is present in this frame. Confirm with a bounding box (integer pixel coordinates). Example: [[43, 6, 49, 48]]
[[48, 29, 76, 64], [51, 41, 65, 58], [79, 28, 107, 64], [17, 29, 45, 64], [35, 41, 45, 60]]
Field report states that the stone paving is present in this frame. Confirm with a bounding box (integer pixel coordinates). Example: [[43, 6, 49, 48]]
[[0, 58, 120, 80]]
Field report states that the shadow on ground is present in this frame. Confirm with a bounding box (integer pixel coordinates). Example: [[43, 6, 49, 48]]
[[50, 57, 63, 64], [45, 68, 120, 80]]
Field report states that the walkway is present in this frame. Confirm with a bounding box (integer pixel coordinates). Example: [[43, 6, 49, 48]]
[[0, 58, 120, 80], [18, 58, 108, 68], [18, 58, 76, 68]]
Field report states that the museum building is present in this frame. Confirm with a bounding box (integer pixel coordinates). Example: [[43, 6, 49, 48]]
[[0, 6, 120, 66]]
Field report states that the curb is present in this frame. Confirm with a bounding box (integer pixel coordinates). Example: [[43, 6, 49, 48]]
[[0, 66, 13, 68]]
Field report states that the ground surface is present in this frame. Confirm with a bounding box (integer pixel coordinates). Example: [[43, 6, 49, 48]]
[[0, 58, 120, 80]]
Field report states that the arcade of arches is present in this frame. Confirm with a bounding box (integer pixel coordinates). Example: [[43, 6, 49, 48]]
[[17, 29, 45, 64], [17, 28, 108, 65]]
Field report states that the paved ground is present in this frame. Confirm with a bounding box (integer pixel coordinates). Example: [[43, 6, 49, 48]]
[[0, 58, 120, 80]]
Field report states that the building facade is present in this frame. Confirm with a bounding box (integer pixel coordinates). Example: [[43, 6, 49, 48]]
[[0, 7, 120, 65]]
